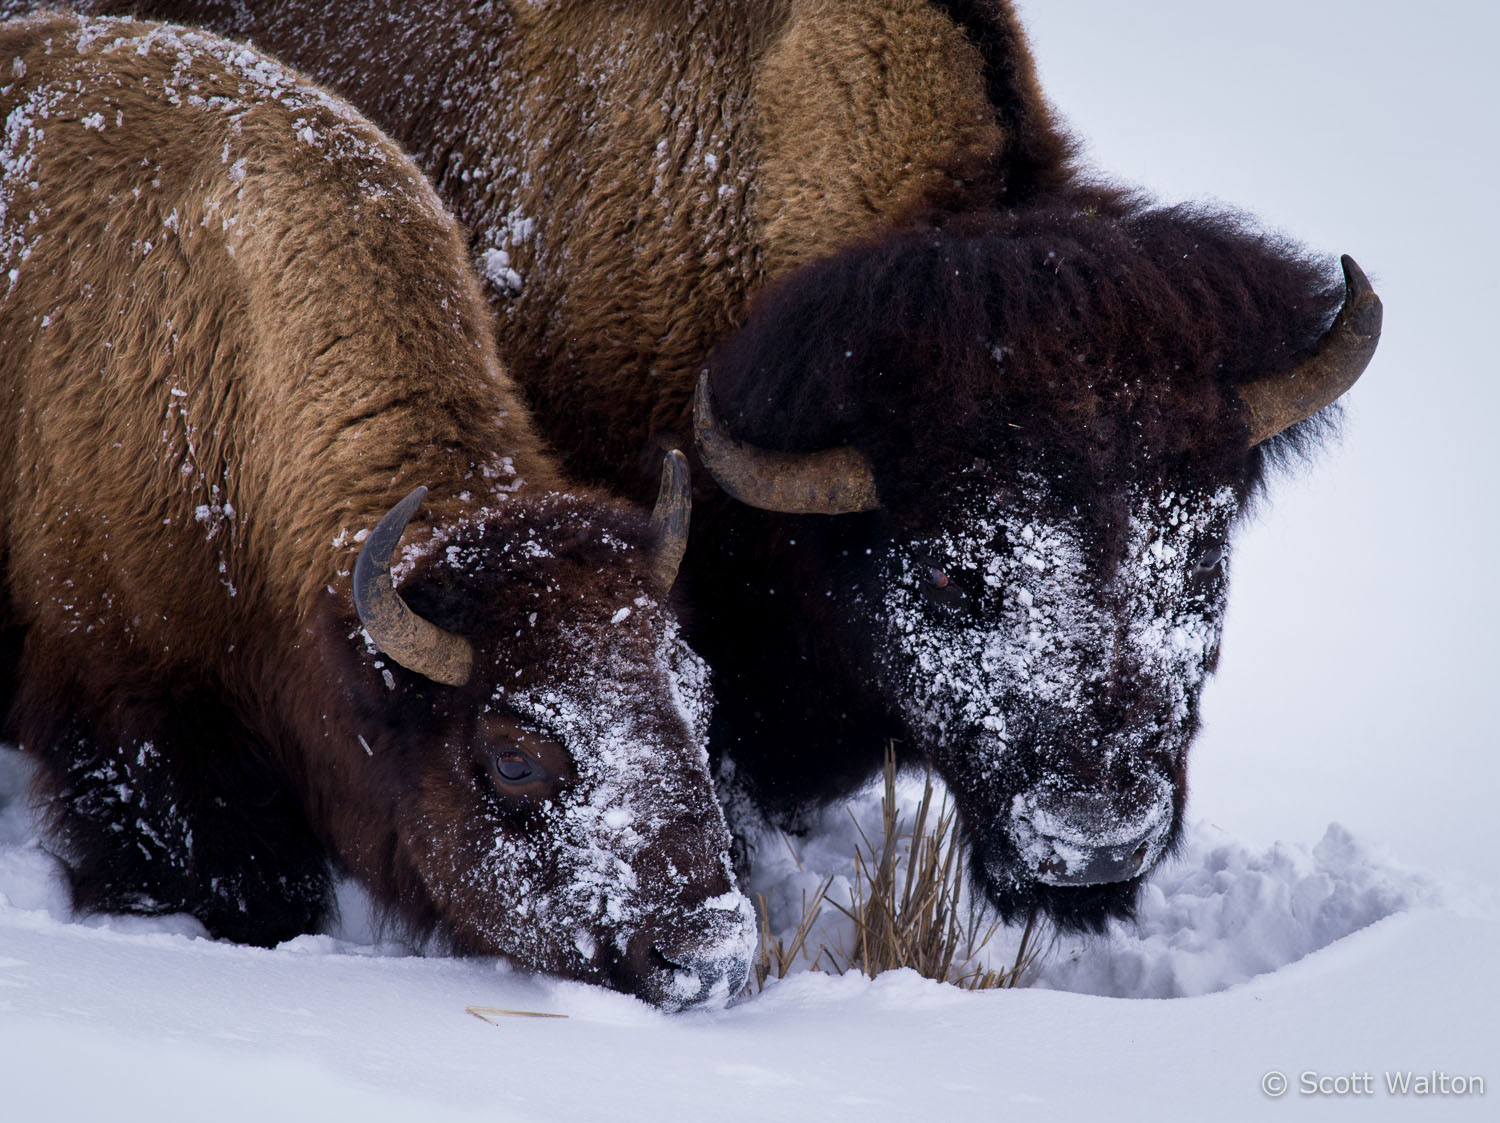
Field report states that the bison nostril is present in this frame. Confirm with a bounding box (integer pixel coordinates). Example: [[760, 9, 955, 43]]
[[1039, 856, 1068, 880], [649, 944, 684, 973], [616, 896, 756, 1011], [642, 944, 748, 1011]]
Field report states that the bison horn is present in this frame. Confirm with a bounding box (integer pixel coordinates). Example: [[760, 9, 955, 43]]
[[650, 449, 692, 591], [693, 372, 881, 514], [353, 486, 474, 687], [1238, 255, 1383, 447]]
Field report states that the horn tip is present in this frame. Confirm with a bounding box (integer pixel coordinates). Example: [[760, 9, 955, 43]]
[[1339, 254, 1368, 291], [657, 447, 691, 496], [651, 449, 692, 593], [1338, 255, 1382, 340], [388, 484, 430, 528]]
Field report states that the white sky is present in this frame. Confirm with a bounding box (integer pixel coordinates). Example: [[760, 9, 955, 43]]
[[1016, 0, 1500, 888]]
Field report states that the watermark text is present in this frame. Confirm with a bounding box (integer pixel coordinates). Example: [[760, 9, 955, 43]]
[[1261, 1070, 1485, 1099]]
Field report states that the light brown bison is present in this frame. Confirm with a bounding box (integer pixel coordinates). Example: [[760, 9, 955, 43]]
[[0, 11, 753, 1007], [57, 0, 1382, 929]]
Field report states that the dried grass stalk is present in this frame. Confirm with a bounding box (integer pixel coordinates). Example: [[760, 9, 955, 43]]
[[752, 877, 833, 990], [466, 1005, 568, 1023], [751, 745, 1045, 993]]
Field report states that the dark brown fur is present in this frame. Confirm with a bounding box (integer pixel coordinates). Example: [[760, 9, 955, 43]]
[[710, 203, 1342, 503], [0, 13, 751, 1003], [35, 0, 1363, 929]]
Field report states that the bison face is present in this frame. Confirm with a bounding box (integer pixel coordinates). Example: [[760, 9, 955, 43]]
[[354, 489, 754, 1010], [853, 468, 1239, 928], [414, 613, 753, 1010]]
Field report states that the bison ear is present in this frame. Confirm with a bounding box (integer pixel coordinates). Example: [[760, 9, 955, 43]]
[[693, 371, 881, 514], [650, 449, 691, 592], [1238, 255, 1382, 447], [353, 486, 475, 687]]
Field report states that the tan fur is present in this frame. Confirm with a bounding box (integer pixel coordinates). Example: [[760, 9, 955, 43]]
[[0, 11, 562, 673], [753, 0, 1001, 277], [488, 0, 1022, 483]]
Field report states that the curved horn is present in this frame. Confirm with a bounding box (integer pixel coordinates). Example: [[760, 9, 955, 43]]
[[693, 372, 880, 514], [1239, 255, 1383, 447], [353, 486, 474, 687], [650, 449, 692, 592]]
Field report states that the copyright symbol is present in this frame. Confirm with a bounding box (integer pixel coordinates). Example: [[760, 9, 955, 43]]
[[1262, 1071, 1288, 1097]]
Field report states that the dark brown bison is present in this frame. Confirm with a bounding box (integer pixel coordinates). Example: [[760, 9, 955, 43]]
[[57, 0, 1383, 929], [0, 11, 753, 1008]]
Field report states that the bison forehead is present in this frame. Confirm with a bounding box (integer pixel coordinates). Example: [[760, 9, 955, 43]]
[[499, 618, 716, 807], [870, 474, 1238, 773]]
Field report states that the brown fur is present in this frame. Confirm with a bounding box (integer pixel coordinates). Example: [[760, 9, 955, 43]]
[[0, 13, 750, 1003], [752, 0, 1000, 276], [29, 0, 1362, 930], [37, 0, 1080, 492]]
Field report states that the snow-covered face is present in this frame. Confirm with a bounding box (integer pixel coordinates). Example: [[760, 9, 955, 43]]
[[382, 507, 754, 1010], [861, 470, 1239, 925]]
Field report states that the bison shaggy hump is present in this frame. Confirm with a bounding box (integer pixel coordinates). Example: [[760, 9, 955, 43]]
[[0, 12, 753, 1009]]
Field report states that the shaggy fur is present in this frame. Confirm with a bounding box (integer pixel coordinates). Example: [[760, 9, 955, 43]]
[[710, 202, 1344, 509], [38, 0, 1369, 929], [0, 13, 750, 1002]]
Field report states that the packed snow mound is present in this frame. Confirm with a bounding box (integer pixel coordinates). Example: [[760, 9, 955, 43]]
[[0, 747, 1438, 1000], [738, 771, 1437, 999], [1032, 821, 1436, 997]]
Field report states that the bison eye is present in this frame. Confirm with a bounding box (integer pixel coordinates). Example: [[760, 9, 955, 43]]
[[475, 718, 573, 804], [1192, 544, 1227, 576], [484, 748, 546, 792], [916, 558, 971, 609]]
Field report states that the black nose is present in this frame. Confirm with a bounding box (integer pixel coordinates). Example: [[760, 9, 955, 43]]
[[1032, 823, 1158, 886], [618, 918, 753, 1011], [648, 942, 751, 1009]]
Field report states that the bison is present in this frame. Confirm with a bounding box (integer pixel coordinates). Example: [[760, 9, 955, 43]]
[[57, 0, 1383, 929], [0, 11, 754, 1008]]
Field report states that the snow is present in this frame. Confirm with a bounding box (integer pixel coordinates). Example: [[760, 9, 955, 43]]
[[3, 739, 1494, 1119], [2, 0, 1498, 1118], [479, 245, 523, 293]]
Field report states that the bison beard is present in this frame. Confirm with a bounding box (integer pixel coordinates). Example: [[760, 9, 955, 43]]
[[0, 14, 753, 1007]]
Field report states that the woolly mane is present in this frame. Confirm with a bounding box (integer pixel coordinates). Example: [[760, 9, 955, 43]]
[[707, 201, 1345, 516]]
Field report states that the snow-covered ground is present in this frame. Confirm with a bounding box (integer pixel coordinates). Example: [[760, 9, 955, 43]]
[[4, 1, 1498, 1119], [3, 749, 1495, 1120]]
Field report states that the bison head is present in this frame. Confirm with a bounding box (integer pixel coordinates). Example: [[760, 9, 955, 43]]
[[855, 465, 1238, 926], [696, 203, 1380, 930], [347, 455, 753, 1008]]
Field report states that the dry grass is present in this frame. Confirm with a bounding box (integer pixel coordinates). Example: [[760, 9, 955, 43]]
[[752, 828, 834, 989], [465, 1005, 568, 1023], [751, 746, 1045, 993]]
